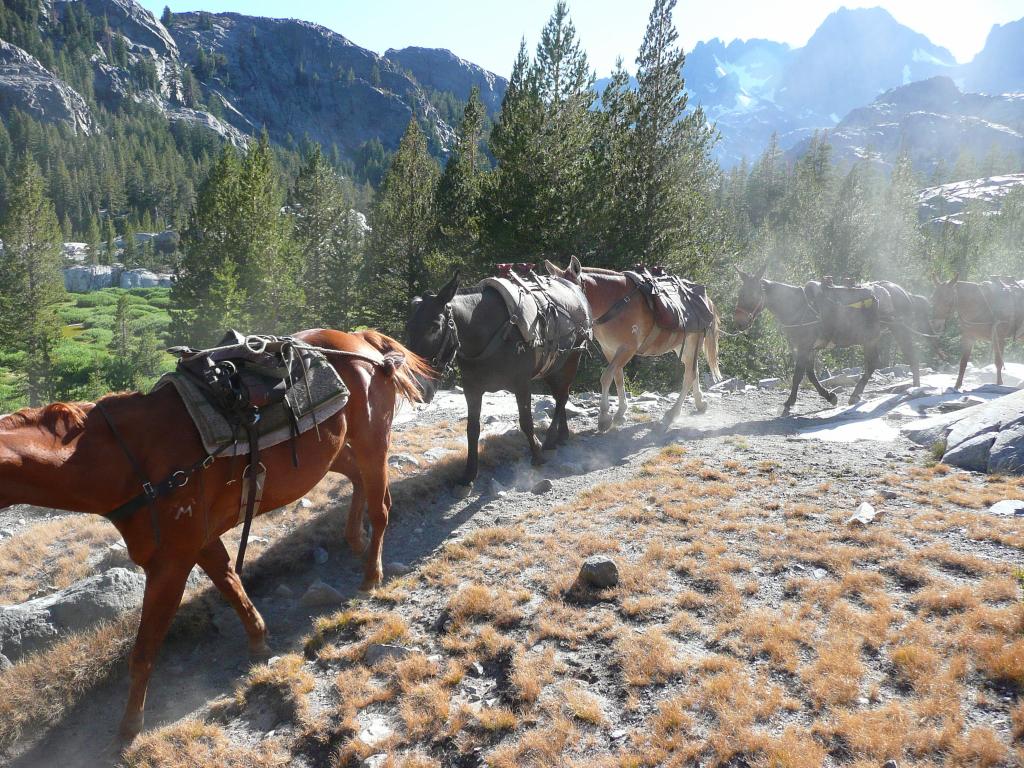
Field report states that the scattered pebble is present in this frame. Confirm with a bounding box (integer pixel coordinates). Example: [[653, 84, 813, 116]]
[[364, 643, 412, 667], [846, 502, 877, 526], [532, 479, 553, 494], [987, 499, 1024, 517], [384, 561, 412, 578], [273, 584, 294, 599], [388, 453, 420, 469], [298, 497, 313, 508], [299, 580, 344, 609], [312, 546, 329, 565]]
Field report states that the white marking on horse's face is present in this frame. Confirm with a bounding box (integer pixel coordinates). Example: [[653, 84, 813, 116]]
[[174, 504, 193, 521], [632, 324, 640, 337]]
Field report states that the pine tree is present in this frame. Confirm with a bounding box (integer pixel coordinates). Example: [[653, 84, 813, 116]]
[[171, 147, 247, 343], [84, 214, 101, 265], [435, 87, 486, 276], [0, 155, 66, 405], [290, 144, 361, 328], [122, 220, 138, 267], [618, 0, 718, 272], [367, 119, 439, 331], [160, 6, 173, 27]]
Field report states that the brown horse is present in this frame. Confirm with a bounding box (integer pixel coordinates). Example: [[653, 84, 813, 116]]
[[931, 275, 1024, 389], [0, 328, 428, 743], [546, 258, 722, 430]]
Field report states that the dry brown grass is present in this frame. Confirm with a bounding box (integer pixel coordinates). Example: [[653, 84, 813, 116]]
[[123, 719, 289, 768], [235, 654, 315, 724], [0, 613, 137, 751], [0, 515, 117, 603]]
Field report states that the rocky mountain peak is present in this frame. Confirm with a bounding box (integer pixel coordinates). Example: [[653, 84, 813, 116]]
[[0, 38, 93, 133], [385, 46, 508, 115]]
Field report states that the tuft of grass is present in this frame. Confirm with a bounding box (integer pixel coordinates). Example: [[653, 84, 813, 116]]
[[122, 718, 288, 768], [236, 654, 315, 724], [615, 628, 683, 687]]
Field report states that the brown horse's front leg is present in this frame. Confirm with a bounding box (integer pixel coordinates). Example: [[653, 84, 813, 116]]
[[120, 558, 192, 745], [197, 538, 268, 658]]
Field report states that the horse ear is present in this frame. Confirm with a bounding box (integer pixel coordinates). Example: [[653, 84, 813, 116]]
[[734, 265, 749, 281], [437, 270, 460, 304], [568, 255, 583, 281], [930, 274, 940, 287], [543, 259, 563, 277], [755, 262, 768, 280], [949, 272, 960, 285]]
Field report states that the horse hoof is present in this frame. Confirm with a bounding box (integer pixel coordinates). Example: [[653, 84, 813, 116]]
[[358, 577, 381, 593], [695, 402, 708, 414], [452, 482, 473, 499], [597, 418, 613, 433], [249, 638, 273, 660], [118, 713, 144, 746], [827, 392, 838, 406], [848, 395, 861, 405], [531, 454, 547, 467]]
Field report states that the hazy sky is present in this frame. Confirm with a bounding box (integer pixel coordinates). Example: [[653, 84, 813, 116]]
[[141, 1, 1023, 77]]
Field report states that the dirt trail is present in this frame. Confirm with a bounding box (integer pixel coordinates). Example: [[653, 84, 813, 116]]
[[5, 382, 1023, 767]]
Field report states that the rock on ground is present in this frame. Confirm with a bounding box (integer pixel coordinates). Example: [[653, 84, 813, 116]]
[[579, 556, 619, 588], [0, 568, 145, 662], [299, 580, 344, 609]]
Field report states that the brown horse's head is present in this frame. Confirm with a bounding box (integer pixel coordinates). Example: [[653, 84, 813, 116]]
[[733, 263, 768, 330], [0, 402, 89, 510], [929, 273, 959, 333], [543, 256, 583, 285], [405, 271, 461, 403]]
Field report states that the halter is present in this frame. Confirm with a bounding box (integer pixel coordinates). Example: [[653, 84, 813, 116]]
[[427, 303, 462, 377], [734, 288, 766, 328]]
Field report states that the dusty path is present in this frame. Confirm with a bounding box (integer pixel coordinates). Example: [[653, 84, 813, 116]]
[[5, 382, 1023, 767]]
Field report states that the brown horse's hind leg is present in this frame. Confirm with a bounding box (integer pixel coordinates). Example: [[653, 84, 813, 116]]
[[330, 446, 368, 555], [356, 455, 390, 591], [119, 558, 193, 744], [197, 538, 269, 658], [664, 334, 700, 426]]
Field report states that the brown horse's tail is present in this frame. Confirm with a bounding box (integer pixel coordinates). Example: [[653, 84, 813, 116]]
[[355, 329, 433, 405], [704, 306, 723, 383]]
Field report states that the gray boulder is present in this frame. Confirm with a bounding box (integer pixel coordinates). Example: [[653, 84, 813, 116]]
[[943, 432, 997, 473], [579, 556, 619, 589], [987, 423, 1024, 474], [363, 643, 412, 666], [64, 264, 121, 292], [119, 268, 172, 289], [0, 568, 145, 662]]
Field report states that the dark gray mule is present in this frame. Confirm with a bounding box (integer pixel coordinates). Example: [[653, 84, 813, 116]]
[[406, 271, 591, 487], [734, 267, 886, 414]]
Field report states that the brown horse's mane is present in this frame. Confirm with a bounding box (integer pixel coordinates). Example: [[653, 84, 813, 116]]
[[0, 401, 89, 433]]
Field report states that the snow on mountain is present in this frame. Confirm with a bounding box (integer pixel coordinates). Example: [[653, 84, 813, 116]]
[[918, 173, 1024, 227]]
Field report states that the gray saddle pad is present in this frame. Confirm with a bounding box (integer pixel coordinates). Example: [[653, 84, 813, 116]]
[[153, 347, 349, 456]]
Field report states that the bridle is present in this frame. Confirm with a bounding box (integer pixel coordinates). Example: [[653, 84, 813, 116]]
[[429, 303, 462, 377], [734, 288, 766, 328]]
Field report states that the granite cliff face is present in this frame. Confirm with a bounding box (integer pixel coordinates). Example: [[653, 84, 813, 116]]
[[385, 46, 507, 115], [0, 38, 93, 133]]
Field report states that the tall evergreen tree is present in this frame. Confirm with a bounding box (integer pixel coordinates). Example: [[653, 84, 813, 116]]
[[0, 155, 66, 405], [367, 119, 439, 331], [617, 0, 718, 271], [290, 144, 362, 328], [435, 87, 487, 276]]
